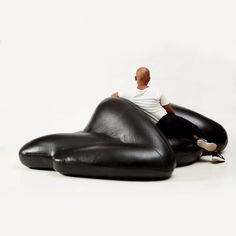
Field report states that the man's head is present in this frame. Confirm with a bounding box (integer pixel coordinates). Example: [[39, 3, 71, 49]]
[[135, 67, 150, 85]]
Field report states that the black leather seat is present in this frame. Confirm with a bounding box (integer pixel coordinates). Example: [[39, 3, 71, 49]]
[[19, 97, 228, 180]]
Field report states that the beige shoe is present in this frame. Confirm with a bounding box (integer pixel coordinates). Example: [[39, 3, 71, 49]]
[[197, 138, 217, 152]]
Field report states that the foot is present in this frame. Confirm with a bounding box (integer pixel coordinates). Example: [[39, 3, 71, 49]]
[[197, 138, 217, 152], [212, 151, 225, 162]]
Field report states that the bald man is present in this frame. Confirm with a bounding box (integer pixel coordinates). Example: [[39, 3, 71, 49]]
[[111, 67, 225, 162]]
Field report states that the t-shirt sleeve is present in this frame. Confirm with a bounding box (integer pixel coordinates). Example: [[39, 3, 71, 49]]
[[160, 94, 169, 106]]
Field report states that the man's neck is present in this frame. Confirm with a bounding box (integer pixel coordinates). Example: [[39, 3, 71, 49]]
[[137, 85, 149, 90]]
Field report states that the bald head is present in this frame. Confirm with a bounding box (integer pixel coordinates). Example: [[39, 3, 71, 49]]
[[135, 67, 150, 85]]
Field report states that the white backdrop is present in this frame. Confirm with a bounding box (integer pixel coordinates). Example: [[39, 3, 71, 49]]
[[1, 2, 236, 236], [1, 0, 236, 150]]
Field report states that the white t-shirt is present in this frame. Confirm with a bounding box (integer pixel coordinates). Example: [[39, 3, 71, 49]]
[[118, 86, 169, 123]]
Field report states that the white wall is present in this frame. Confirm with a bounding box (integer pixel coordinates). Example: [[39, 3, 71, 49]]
[[1, 0, 236, 150]]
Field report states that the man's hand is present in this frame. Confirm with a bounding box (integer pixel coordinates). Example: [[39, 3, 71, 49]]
[[162, 104, 175, 114], [111, 92, 119, 97]]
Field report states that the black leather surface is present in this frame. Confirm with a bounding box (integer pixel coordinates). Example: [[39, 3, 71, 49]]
[[19, 97, 228, 180]]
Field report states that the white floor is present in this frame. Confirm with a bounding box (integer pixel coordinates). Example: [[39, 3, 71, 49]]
[[1, 135, 235, 236]]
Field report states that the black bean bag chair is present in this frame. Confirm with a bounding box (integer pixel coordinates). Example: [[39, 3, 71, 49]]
[[19, 97, 228, 180]]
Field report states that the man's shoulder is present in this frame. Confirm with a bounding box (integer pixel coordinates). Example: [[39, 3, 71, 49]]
[[118, 86, 135, 97], [147, 86, 162, 95]]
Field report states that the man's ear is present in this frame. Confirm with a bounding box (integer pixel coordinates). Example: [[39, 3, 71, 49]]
[[135, 76, 137, 81]]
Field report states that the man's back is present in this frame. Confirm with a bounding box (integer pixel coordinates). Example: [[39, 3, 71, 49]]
[[118, 86, 169, 123]]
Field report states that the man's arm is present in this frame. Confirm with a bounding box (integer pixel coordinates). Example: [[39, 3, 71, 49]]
[[162, 104, 175, 114], [111, 92, 119, 97]]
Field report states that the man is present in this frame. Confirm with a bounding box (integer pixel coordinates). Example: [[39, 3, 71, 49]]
[[111, 67, 225, 162]]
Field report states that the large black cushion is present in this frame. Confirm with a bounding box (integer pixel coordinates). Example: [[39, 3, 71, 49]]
[[19, 97, 228, 180]]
